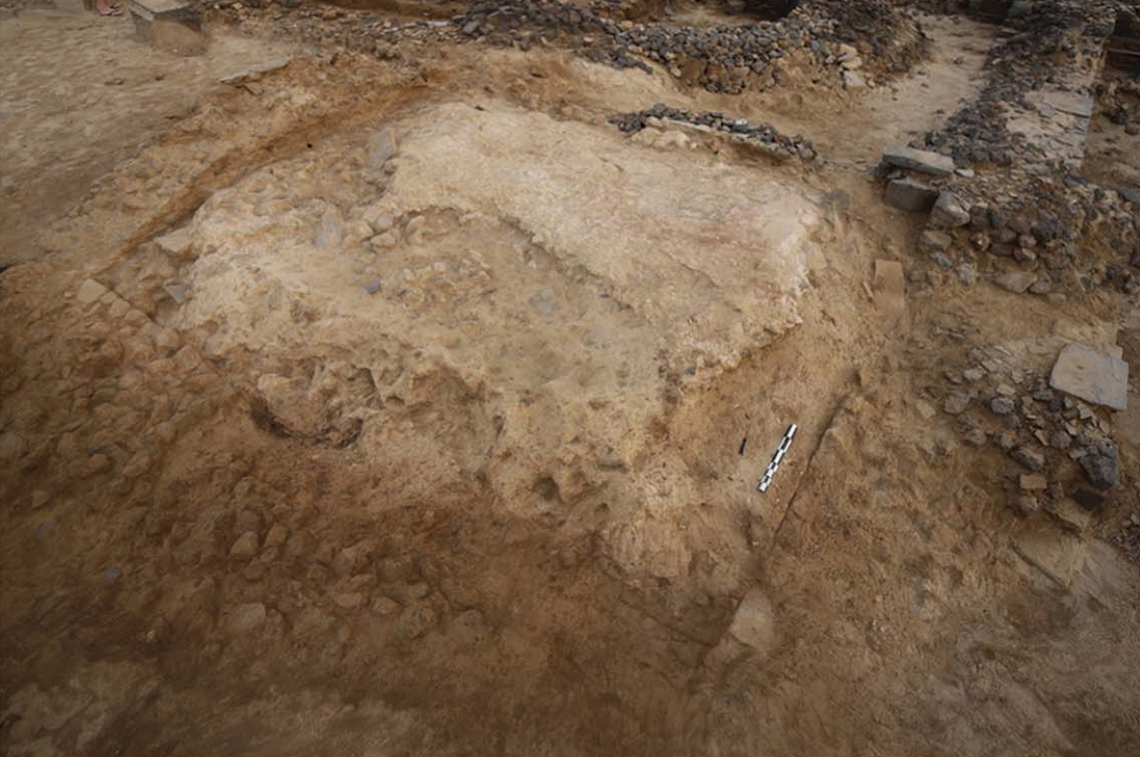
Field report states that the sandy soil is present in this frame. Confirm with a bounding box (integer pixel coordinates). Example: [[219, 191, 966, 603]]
[[1, 6, 1139, 757], [0, 9, 298, 265]]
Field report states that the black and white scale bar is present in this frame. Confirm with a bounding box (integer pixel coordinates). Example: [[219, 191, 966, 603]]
[[757, 424, 797, 492]]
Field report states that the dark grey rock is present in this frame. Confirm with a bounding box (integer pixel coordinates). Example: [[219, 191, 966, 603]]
[[1049, 430, 1071, 450], [990, 397, 1016, 415], [1011, 446, 1045, 471], [930, 192, 971, 229], [1080, 449, 1118, 490], [885, 179, 939, 213], [943, 392, 971, 415]]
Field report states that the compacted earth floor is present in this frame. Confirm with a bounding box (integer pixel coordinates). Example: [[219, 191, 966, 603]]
[[1, 4, 1138, 757]]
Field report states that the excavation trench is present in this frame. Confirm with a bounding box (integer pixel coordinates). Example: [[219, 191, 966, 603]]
[[31, 82, 870, 753], [22, 16, 1131, 756]]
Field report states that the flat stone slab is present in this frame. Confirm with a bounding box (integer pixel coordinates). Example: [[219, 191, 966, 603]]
[[128, 0, 196, 21], [219, 57, 293, 85], [1049, 342, 1129, 411], [882, 145, 955, 177]]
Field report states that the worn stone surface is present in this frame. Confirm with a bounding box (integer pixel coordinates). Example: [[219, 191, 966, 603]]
[[994, 271, 1037, 294], [1011, 446, 1045, 471], [726, 588, 776, 655], [1049, 343, 1129, 411], [1080, 443, 1120, 490], [885, 178, 938, 212], [881, 145, 955, 176], [226, 602, 267, 635], [929, 192, 971, 229]]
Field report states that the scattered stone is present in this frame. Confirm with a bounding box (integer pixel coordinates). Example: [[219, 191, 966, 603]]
[[1020, 473, 1048, 491], [1013, 495, 1040, 517], [369, 128, 398, 168], [230, 531, 260, 558], [363, 208, 395, 234], [315, 206, 344, 249], [1049, 343, 1129, 411], [929, 251, 952, 269], [372, 596, 401, 616], [955, 263, 977, 285], [163, 281, 189, 304], [726, 588, 776, 655], [333, 592, 366, 610], [264, 524, 288, 547], [994, 271, 1036, 294], [943, 392, 971, 415], [1011, 446, 1045, 471], [885, 178, 938, 212], [154, 226, 193, 257], [363, 279, 382, 295], [1049, 430, 1071, 450], [1070, 487, 1107, 512], [917, 229, 952, 255], [961, 426, 987, 446], [929, 192, 971, 229], [963, 368, 984, 382], [881, 145, 955, 176], [218, 57, 292, 84], [370, 232, 399, 250], [990, 397, 1016, 416], [76, 278, 107, 305], [1079, 444, 1119, 490], [1047, 498, 1093, 533], [226, 602, 267, 635]]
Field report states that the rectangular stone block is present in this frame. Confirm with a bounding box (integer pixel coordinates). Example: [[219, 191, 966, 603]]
[[128, 0, 203, 55], [882, 145, 956, 176], [884, 178, 938, 212]]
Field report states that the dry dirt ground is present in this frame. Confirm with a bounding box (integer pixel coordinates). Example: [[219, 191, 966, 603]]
[[1, 5, 1139, 757]]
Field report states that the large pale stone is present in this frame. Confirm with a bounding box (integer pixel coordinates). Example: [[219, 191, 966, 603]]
[[1049, 343, 1129, 411], [727, 588, 776, 654]]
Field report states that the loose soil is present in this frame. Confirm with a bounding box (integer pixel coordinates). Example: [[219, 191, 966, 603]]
[[1, 5, 1138, 757]]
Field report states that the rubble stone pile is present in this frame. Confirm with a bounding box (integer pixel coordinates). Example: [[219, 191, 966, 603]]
[[924, 0, 1117, 168], [454, 0, 922, 93], [610, 104, 818, 160]]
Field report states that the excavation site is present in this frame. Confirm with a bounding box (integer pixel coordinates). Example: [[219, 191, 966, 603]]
[[1, 0, 1138, 754]]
